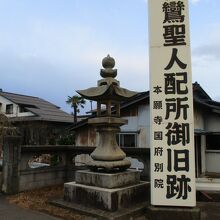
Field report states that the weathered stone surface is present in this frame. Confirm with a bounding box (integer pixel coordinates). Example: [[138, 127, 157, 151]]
[[52, 56, 149, 218], [147, 206, 201, 220], [19, 167, 67, 191], [75, 170, 140, 189], [87, 159, 131, 172], [64, 181, 150, 211], [2, 136, 21, 194], [77, 55, 138, 171], [88, 118, 127, 163]]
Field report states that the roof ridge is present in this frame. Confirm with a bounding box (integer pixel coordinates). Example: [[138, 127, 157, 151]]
[[0, 91, 39, 99], [0, 91, 60, 108]]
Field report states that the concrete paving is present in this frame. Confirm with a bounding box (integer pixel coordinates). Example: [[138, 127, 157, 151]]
[[0, 194, 63, 220]]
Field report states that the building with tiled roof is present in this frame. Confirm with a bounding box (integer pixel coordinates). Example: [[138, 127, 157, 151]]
[[0, 90, 74, 145]]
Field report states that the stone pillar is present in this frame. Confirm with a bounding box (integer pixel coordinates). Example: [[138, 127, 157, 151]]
[[139, 154, 150, 181], [2, 136, 21, 194], [65, 151, 76, 182]]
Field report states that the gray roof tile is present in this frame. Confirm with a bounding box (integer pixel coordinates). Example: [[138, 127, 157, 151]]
[[0, 91, 74, 123]]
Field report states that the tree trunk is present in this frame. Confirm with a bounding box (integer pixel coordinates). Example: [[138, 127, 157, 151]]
[[73, 106, 77, 123]]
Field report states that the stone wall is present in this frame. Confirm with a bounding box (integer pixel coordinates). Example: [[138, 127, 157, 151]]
[[1, 136, 150, 194]]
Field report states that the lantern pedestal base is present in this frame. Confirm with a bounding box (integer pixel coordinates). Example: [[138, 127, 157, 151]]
[[87, 159, 131, 172], [52, 170, 150, 219], [147, 205, 200, 220], [75, 169, 140, 188], [63, 170, 149, 212]]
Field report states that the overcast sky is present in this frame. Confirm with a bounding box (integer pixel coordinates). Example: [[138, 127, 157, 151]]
[[0, 0, 220, 114]]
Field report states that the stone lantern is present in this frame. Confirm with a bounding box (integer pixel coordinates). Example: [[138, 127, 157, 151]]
[[77, 54, 137, 172], [61, 56, 149, 219]]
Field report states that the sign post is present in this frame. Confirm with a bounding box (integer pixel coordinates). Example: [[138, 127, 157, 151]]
[[149, 0, 198, 212]]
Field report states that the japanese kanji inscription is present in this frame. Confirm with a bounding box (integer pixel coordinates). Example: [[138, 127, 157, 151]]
[[149, 0, 196, 207]]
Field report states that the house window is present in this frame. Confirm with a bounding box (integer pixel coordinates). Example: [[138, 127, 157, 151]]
[[206, 134, 220, 150], [19, 106, 28, 113], [6, 104, 13, 114], [116, 133, 137, 147]]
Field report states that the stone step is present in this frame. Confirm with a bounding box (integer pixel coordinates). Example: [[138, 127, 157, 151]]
[[64, 181, 150, 212]]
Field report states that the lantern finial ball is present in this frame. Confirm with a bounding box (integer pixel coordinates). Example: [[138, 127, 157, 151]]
[[102, 54, 115, 69]]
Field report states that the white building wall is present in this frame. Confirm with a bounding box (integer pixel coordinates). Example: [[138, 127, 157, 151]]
[[121, 116, 138, 131], [206, 151, 220, 173], [0, 96, 34, 117], [205, 112, 220, 132], [138, 105, 150, 148], [194, 108, 205, 130], [121, 104, 150, 148]]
